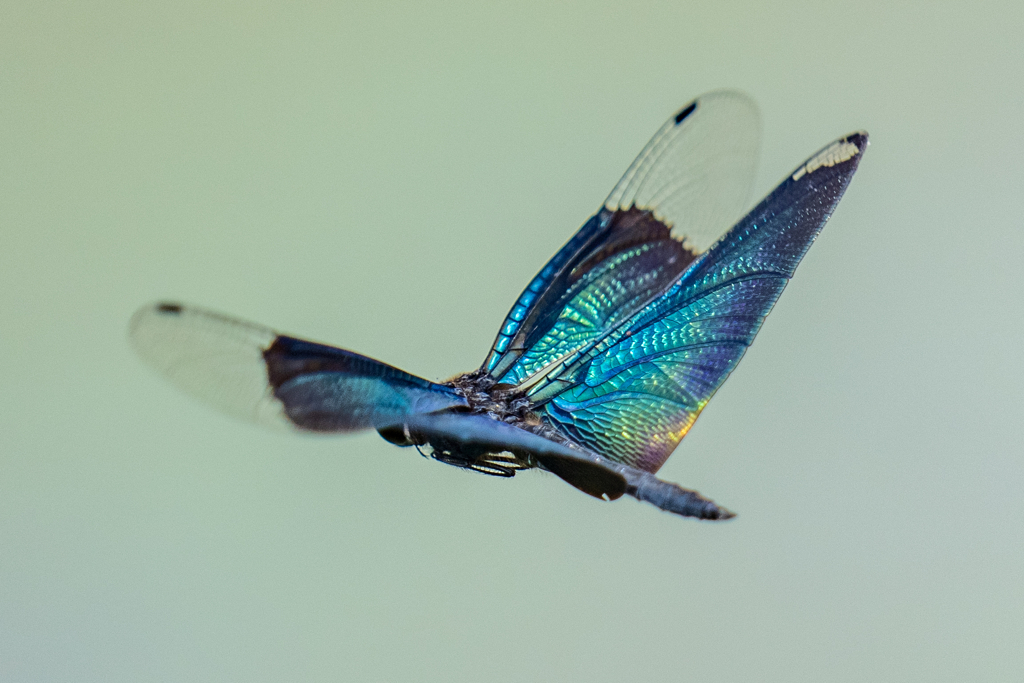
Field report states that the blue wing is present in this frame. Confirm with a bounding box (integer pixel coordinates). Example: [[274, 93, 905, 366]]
[[526, 132, 868, 472], [129, 303, 466, 431], [483, 91, 761, 379]]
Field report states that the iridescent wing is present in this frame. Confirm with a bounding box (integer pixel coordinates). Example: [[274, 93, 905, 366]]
[[527, 133, 869, 473], [483, 90, 761, 380], [131, 303, 640, 505], [129, 303, 467, 431], [130, 301, 739, 519]]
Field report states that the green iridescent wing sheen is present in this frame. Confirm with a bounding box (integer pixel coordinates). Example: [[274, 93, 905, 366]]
[[530, 133, 869, 473], [496, 208, 699, 388], [483, 91, 761, 380]]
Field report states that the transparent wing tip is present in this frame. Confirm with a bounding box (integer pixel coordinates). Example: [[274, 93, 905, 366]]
[[128, 301, 290, 428]]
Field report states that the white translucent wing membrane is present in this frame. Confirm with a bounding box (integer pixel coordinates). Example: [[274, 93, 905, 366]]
[[604, 90, 761, 253], [131, 302, 470, 432], [130, 303, 293, 428]]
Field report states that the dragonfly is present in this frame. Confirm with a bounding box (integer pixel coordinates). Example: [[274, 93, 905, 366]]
[[130, 91, 867, 521]]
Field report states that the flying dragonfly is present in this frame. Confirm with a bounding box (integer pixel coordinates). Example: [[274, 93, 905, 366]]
[[130, 91, 867, 520]]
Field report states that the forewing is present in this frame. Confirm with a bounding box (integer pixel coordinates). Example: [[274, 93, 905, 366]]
[[483, 91, 761, 381], [130, 303, 466, 431], [496, 210, 697, 388], [531, 132, 868, 472], [605, 89, 761, 252]]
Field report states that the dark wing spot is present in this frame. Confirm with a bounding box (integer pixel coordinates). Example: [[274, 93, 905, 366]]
[[674, 102, 697, 125], [156, 303, 183, 315]]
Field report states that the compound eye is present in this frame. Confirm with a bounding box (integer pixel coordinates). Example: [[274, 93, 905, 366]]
[[377, 425, 414, 446]]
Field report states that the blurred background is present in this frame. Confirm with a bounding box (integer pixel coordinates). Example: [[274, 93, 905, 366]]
[[2, 1, 1022, 681]]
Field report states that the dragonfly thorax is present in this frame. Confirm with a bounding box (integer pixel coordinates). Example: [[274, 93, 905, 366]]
[[445, 369, 537, 426], [373, 370, 545, 477]]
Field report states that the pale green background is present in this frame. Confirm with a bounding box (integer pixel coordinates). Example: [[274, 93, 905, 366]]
[[2, 1, 1022, 681]]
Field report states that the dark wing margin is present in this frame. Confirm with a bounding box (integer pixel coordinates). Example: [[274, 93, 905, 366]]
[[482, 91, 761, 379], [129, 303, 466, 431], [529, 132, 869, 473]]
